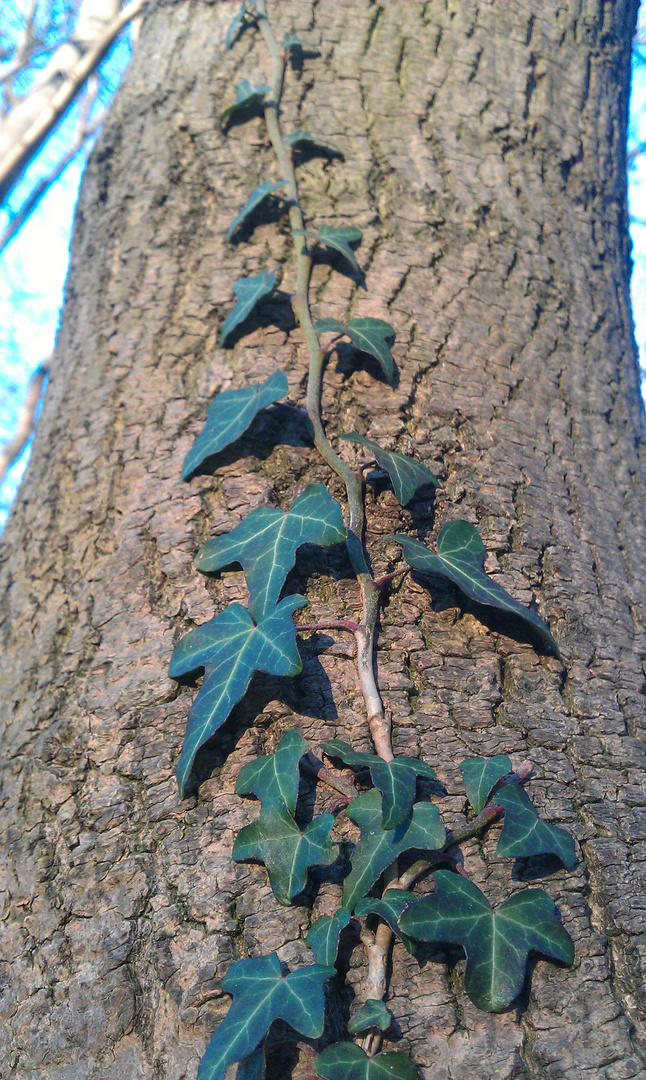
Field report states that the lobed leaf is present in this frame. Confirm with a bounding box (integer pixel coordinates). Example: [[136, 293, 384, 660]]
[[389, 520, 560, 656], [347, 999, 392, 1035], [459, 755, 512, 814], [225, 2, 252, 50], [227, 180, 287, 240], [221, 79, 271, 130], [314, 1043, 419, 1080], [321, 739, 437, 829], [236, 729, 308, 813], [235, 1044, 265, 1080], [169, 595, 307, 797], [284, 129, 339, 154], [315, 225, 364, 277], [182, 371, 288, 480], [343, 789, 445, 910], [306, 907, 352, 966], [195, 483, 347, 622], [233, 800, 338, 905], [282, 33, 321, 57], [220, 269, 276, 346], [340, 433, 438, 506], [197, 953, 333, 1080], [399, 870, 574, 1012], [496, 786, 576, 869], [314, 317, 396, 381], [354, 889, 419, 954]]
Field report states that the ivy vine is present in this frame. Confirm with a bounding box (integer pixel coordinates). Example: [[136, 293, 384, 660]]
[[170, 3, 575, 1077]]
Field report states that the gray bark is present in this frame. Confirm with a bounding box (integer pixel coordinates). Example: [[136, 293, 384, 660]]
[[1, 1, 645, 1078]]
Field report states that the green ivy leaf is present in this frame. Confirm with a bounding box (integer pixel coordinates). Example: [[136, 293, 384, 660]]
[[340, 433, 438, 506], [347, 999, 392, 1035], [182, 371, 287, 480], [315, 225, 363, 276], [220, 269, 276, 346], [343, 789, 445, 911], [227, 180, 287, 240], [314, 1043, 419, 1080], [221, 79, 271, 131], [306, 908, 352, 965], [284, 130, 339, 154], [236, 729, 308, 813], [195, 483, 347, 622], [282, 33, 321, 57], [321, 739, 437, 829], [225, 3, 252, 50], [314, 318, 396, 381], [389, 521, 560, 656], [399, 870, 574, 1012], [169, 595, 307, 797], [496, 786, 576, 869], [232, 800, 338, 905], [235, 1044, 264, 1080], [459, 755, 512, 814], [354, 889, 418, 954], [197, 953, 333, 1080]]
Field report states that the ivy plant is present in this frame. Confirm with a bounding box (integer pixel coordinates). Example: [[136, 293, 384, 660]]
[[170, 3, 575, 1077]]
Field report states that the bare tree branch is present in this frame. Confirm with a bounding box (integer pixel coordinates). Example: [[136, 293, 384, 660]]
[[0, 359, 50, 486]]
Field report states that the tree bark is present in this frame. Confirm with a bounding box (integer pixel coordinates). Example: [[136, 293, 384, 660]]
[[1, 1, 645, 1078]]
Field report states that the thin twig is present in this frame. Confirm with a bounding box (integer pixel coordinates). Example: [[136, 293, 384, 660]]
[[0, 359, 50, 485]]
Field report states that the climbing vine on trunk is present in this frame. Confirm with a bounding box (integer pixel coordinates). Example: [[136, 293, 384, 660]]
[[170, 4, 575, 1077]]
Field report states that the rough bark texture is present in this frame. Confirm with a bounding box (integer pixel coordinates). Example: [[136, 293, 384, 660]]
[[1, 1, 645, 1078]]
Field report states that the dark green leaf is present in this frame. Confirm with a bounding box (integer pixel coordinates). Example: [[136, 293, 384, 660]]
[[347, 999, 392, 1034], [236, 729, 308, 813], [221, 79, 271, 130], [340, 433, 438, 505], [321, 739, 437, 829], [282, 33, 321, 57], [226, 3, 250, 50], [235, 1044, 264, 1080], [399, 870, 574, 1012], [232, 801, 338, 905], [220, 270, 276, 346], [343, 789, 445, 910], [197, 953, 333, 1080], [169, 595, 307, 797], [354, 890, 418, 954], [459, 755, 512, 814], [389, 520, 560, 656], [284, 130, 340, 155], [227, 180, 287, 240], [315, 225, 364, 277], [496, 786, 577, 869], [315, 318, 396, 381], [182, 371, 287, 480], [315, 1043, 419, 1080], [195, 483, 347, 622], [306, 908, 352, 966]]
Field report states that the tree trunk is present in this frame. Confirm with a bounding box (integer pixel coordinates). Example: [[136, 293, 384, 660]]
[[1, 1, 645, 1078]]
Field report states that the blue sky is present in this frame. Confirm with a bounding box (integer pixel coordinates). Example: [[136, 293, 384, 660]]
[[1, 27, 646, 530]]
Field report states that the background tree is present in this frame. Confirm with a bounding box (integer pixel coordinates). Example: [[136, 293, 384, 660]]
[[1, 2, 646, 1079]]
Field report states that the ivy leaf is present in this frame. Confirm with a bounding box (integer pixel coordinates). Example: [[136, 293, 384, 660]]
[[321, 739, 437, 829], [220, 270, 276, 346], [182, 371, 288, 480], [227, 180, 287, 241], [399, 870, 574, 1012], [235, 1044, 264, 1080], [195, 483, 347, 622], [496, 786, 577, 869], [347, 999, 392, 1034], [354, 889, 418, 954], [236, 729, 308, 814], [389, 521, 560, 657], [169, 595, 307, 797], [232, 800, 338, 905], [459, 755, 512, 814], [315, 225, 364, 277], [340, 433, 438, 506], [284, 130, 342, 156], [197, 953, 333, 1080], [314, 1043, 419, 1080], [282, 33, 321, 57], [221, 80, 271, 131], [314, 318, 396, 381], [225, 3, 252, 50], [306, 907, 352, 966], [342, 789, 445, 910]]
